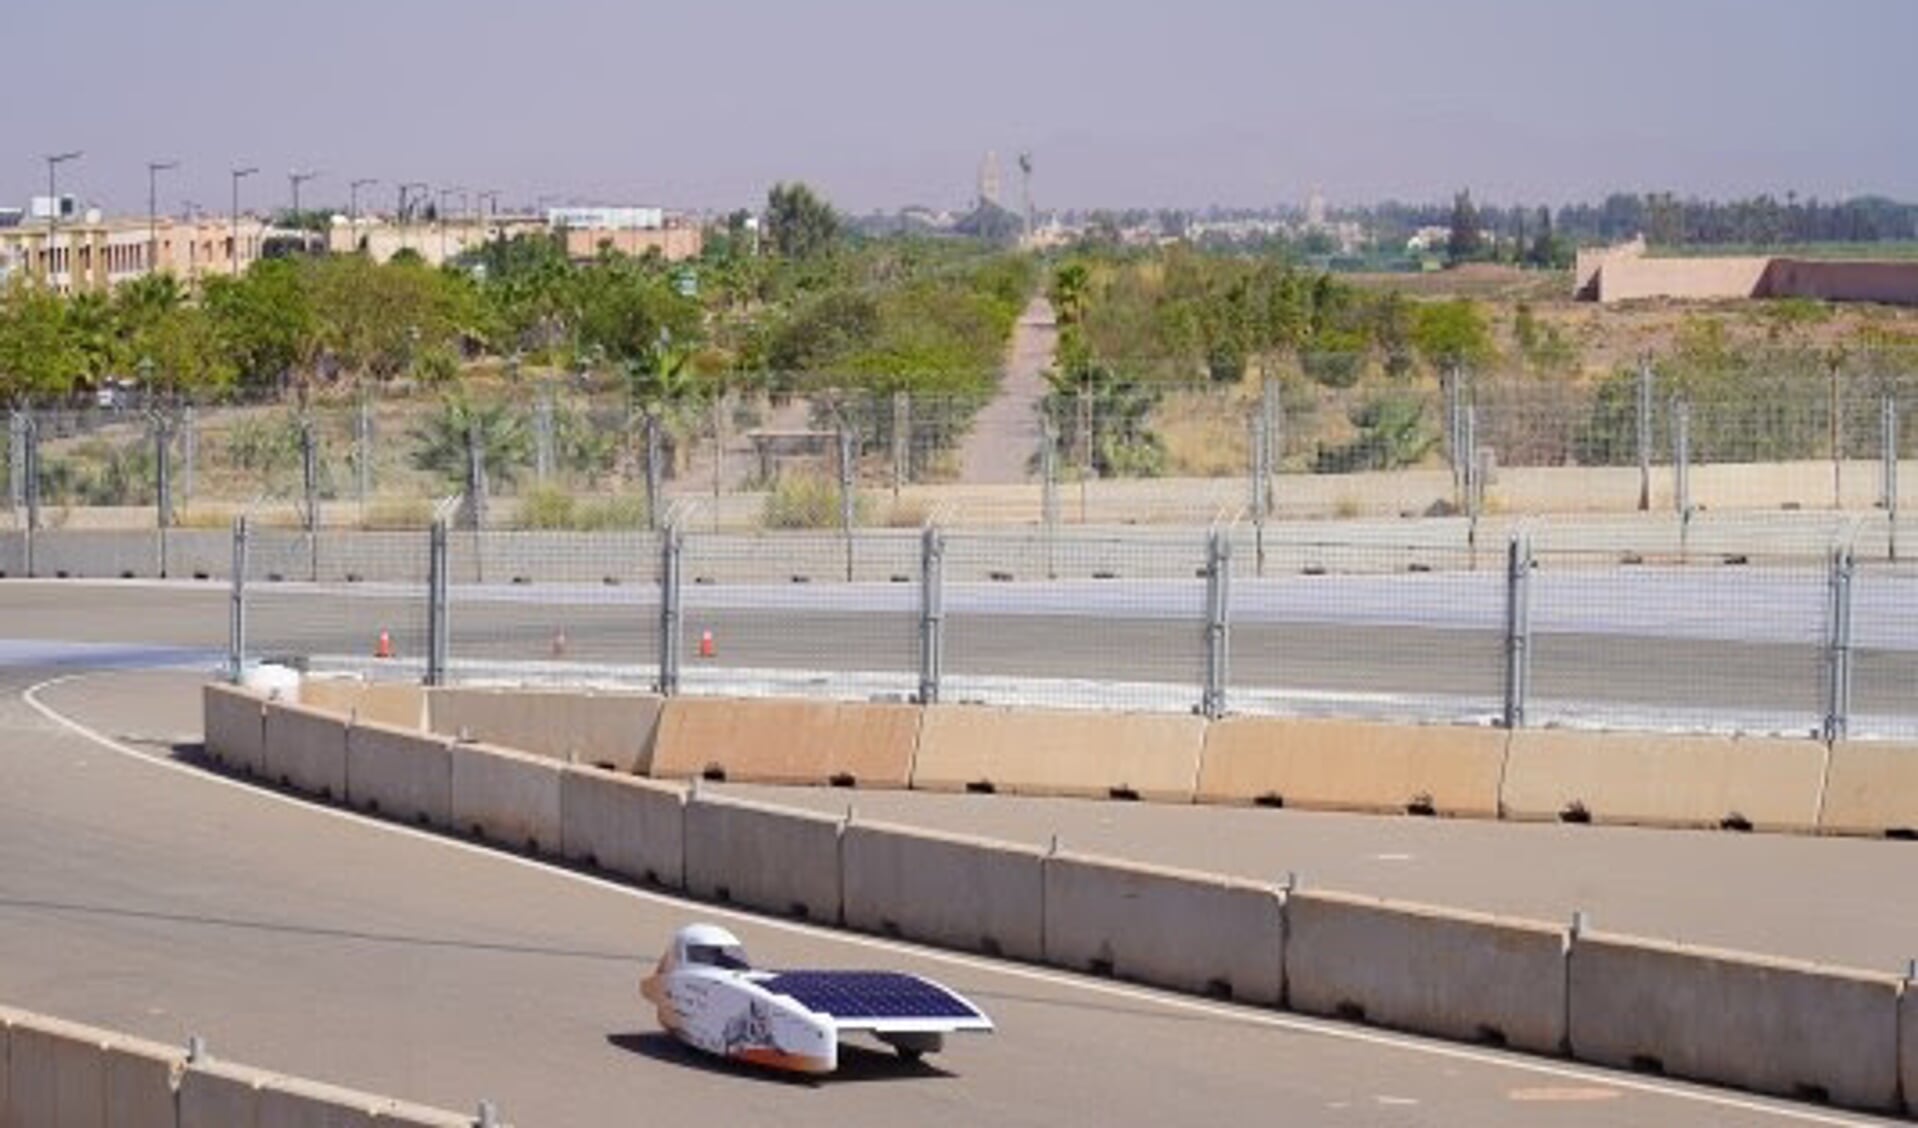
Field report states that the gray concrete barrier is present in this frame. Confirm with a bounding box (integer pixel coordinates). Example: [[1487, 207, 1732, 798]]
[[1285, 891, 1567, 1054], [449, 741, 563, 854], [104, 1032, 180, 1128], [373, 1100, 486, 1127], [300, 678, 427, 731], [841, 821, 1044, 961], [179, 1059, 268, 1126], [559, 766, 686, 889], [1042, 852, 1284, 1005], [0, 532, 24, 577], [684, 794, 842, 923], [344, 722, 452, 829], [429, 687, 662, 773], [1568, 932, 1903, 1112], [204, 683, 268, 777], [258, 1075, 381, 1126], [7, 1013, 108, 1128], [160, 529, 233, 581], [1902, 981, 1915, 1119], [29, 530, 161, 579], [263, 702, 350, 802]]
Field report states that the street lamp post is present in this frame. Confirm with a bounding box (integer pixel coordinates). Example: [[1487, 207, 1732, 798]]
[[147, 160, 178, 276], [348, 178, 378, 253], [289, 170, 320, 255], [43, 150, 82, 289], [230, 166, 258, 275], [399, 182, 429, 252], [437, 186, 463, 263]]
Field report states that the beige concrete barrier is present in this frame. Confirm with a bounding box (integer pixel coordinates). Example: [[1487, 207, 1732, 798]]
[[1568, 932, 1903, 1111], [299, 678, 427, 730], [344, 722, 452, 829], [1502, 730, 1827, 830], [1043, 852, 1284, 1005], [7, 1014, 108, 1128], [1197, 717, 1507, 816], [429, 687, 664, 773], [449, 742, 563, 853], [559, 766, 687, 889], [1285, 890, 1566, 1053], [684, 794, 842, 923], [649, 697, 918, 788], [841, 821, 1044, 961], [263, 702, 350, 802], [372, 1101, 485, 1127], [0, 1011, 8, 1125], [179, 1059, 267, 1126], [104, 1033, 179, 1128], [204, 682, 268, 777], [1819, 741, 1918, 837], [258, 1075, 380, 1126], [913, 706, 1204, 801]]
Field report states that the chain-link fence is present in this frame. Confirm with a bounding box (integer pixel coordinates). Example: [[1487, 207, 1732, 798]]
[[7, 350, 1916, 535], [213, 511, 1918, 740]]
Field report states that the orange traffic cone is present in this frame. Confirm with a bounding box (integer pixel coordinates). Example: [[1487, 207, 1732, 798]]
[[698, 629, 715, 659], [551, 629, 568, 658], [375, 630, 394, 659]]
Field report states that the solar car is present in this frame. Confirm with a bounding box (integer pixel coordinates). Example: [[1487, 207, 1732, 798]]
[[641, 923, 993, 1074]]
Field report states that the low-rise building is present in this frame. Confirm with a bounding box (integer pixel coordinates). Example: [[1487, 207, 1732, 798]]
[[0, 210, 270, 294]]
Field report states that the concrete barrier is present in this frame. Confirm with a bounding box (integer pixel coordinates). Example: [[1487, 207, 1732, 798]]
[[1819, 741, 1918, 837], [179, 1059, 267, 1127], [7, 1014, 108, 1128], [300, 678, 427, 730], [449, 742, 563, 853], [428, 687, 662, 773], [258, 1076, 380, 1127], [372, 1101, 483, 1127], [159, 529, 232, 581], [0, 1009, 9, 1125], [684, 794, 842, 923], [1501, 730, 1827, 830], [344, 722, 452, 829], [1901, 980, 1915, 1119], [103, 1033, 180, 1128], [29, 530, 160, 579], [1567, 932, 1903, 1111], [913, 706, 1205, 802], [650, 697, 917, 788], [1197, 717, 1508, 816], [204, 682, 268, 777], [1285, 891, 1567, 1053], [1042, 852, 1284, 1005], [0, 532, 24, 578], [842, 821, 1044, 961], [558, 766, 686, 888], [263, 702, 350, 802]]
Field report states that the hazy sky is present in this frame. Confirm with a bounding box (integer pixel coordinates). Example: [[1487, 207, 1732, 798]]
[[6, 0, 1914, 218]]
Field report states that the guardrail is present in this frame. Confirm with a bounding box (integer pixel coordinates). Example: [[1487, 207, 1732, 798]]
[[207, 680, 1918, 1117]]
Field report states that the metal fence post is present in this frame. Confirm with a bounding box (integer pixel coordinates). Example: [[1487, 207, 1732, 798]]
[[1823, 546, 1855, 743], [891, 390, 909, 496], [1502, 534, 1532, 729], [23, 414, 38, 574], [154, 414, 173, 530], [659, 524, 682, 696], [1249, 407, 1270, 578], [1202, 528, 1231, 719], [354, 397, 372, 514], [1040, 417, 1059, 579], [1444, 367, 1463, 501], [426, 518, 449, 687], [838, 425, 856, 582], [534, 392, 554, 484], [228, 515, 249, 682], [643, 414, 662, 532], [1883, 396, 1899, 563], [300, 417, 319, 533], [918, 525, 944, 705], [1636, 357, 1654, 512], [465, 420, 488, 532], [6, 410, 22, 516], [182, 404, 197, 509], [1673, 397, 1693, 559]]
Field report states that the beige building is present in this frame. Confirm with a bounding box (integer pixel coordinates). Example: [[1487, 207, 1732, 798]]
[[0, 212, 269, 294], [328, 215, 702, 266], [1576, 236, 1918, 306]]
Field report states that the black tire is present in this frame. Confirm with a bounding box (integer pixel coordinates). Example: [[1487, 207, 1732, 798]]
[[895, 1046, 925, 1063]]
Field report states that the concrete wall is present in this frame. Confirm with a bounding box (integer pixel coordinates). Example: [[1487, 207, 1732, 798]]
[[429, 687, 662, 774], [842, 821, 1045, 961], [262, 701, 350, 801], [1500, 729, 1827, 830], [1818, 740, 1918, 837], [1762, 259, 1918, 306], [1285, 891, 1566, 1053], [301, 679, 426, 731], [684, 793, 843, 923], [203, 683, 267, 777], [559, 766, 686, 888], [344, 722, 452, 828], [449, 741, 563, 853], [1595, 255, 1771, 303], [913, 705, 1204, 801], [1197, 717, 1507, 816], [1043, 852, 1285, 1005], [649, 697, 917, 787], [0, 1004, 488, 1128], [1568, 933, 1903, 1112]]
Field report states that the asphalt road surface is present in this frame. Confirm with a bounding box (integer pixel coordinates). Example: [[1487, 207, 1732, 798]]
[[0, 660, 1893, 1127]]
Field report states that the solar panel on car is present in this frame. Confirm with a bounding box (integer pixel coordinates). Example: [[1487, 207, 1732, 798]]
[[761, 971, 982, 1020]]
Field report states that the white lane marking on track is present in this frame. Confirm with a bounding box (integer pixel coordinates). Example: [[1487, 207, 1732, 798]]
[[19, 672, 1886, 1128]]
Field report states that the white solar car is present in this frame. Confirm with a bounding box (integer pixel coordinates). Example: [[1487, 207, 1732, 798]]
[[641, 923, 993, 1074]]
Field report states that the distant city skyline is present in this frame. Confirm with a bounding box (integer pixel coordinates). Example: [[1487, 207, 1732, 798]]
[[5, 0, 1913, 219]]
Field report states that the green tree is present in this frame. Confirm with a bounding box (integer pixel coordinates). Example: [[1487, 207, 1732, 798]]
[[1411, 299, 1495, 372], [765, 182, 841, 262], [203, 259, 317, 386], [409, 395, 532, 491], [0, 281, 83, 402], [1447, 190, 1484, 265]]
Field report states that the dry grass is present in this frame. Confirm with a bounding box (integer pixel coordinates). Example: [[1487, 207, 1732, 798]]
[[1154, 388, 1252, 477]]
